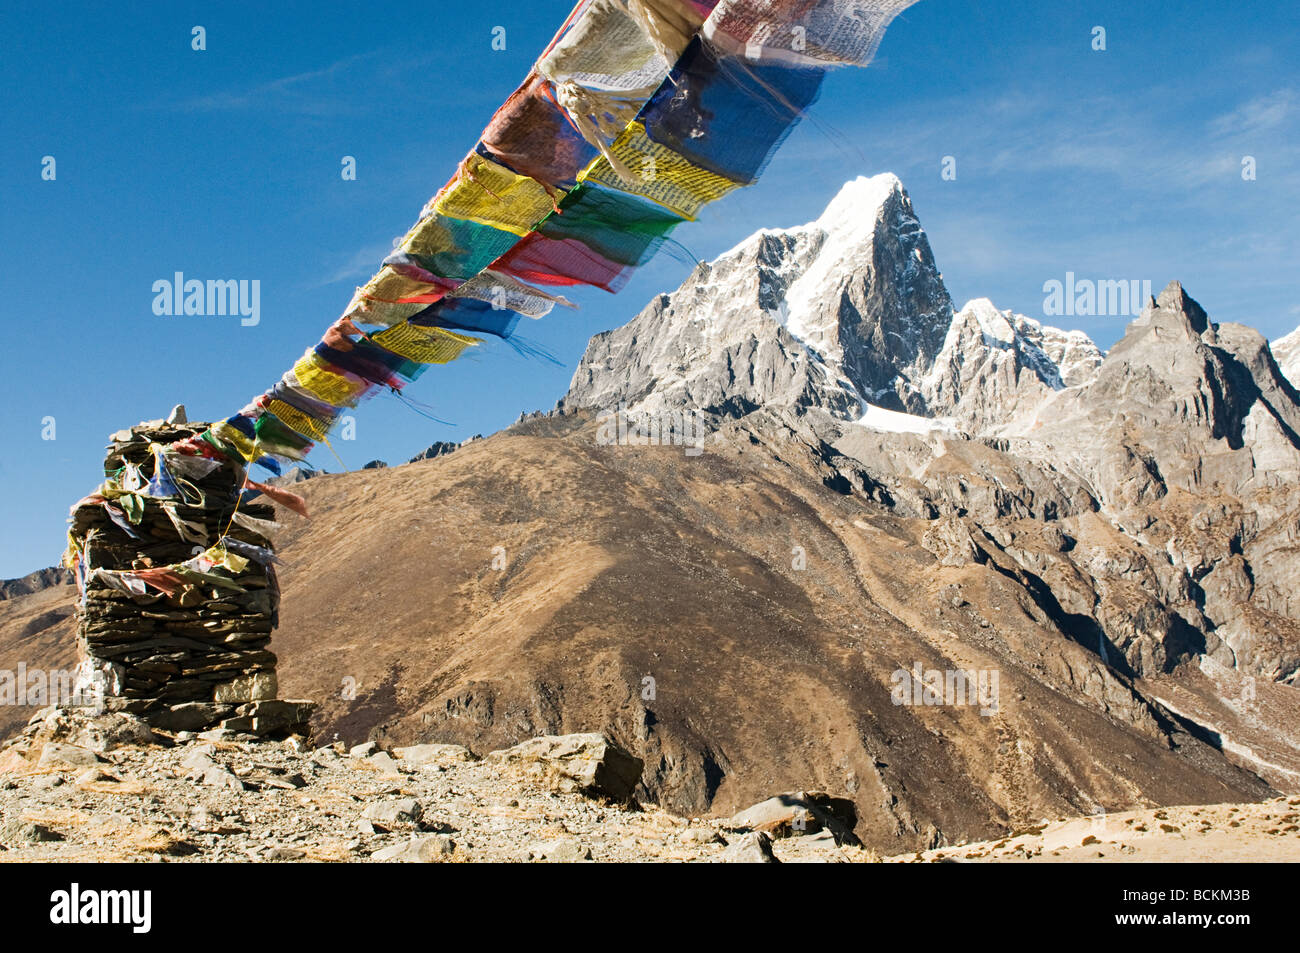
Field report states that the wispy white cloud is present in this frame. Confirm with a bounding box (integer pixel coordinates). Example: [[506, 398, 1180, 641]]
[[160, 48, 436, 116], [1209, 88, 1295, 138], [794, 80, 1299, 198], [305, 241, 395, 290]]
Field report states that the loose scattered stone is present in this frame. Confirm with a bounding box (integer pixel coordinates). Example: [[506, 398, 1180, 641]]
[[18, 823, 65, 844], [201, 766, 245, 791], [361, 798, 422, 831], [197, 729, 238, 742], [75, 766, 115, 785], [371, 835, 456, 863], [720, 831, 779, 863], [528, 839, 593, 862], [679, 828, 723, 846], [37, 742, 103, 769], [265, 846, 307, 862], [486, 733, 643, 801], [2, 707, 1291, 864], [366, 751, 402, 776], [394, 743, 475, 768]]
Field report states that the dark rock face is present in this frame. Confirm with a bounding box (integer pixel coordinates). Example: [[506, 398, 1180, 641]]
[[830, 184, 953, 413], [0, 568, 73, 602], [407, 436, 483, 464], [407, 442, 460, 463]]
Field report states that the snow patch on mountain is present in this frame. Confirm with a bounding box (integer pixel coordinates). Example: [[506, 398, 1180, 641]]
[[1273, 325, 1300, 388], [856, 403, 953, 435]]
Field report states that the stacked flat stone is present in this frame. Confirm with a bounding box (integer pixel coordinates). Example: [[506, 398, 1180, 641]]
[[68, 415, 313, 736]]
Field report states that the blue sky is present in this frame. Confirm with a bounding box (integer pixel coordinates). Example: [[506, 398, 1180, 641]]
[[1, 0, 1296, 576]]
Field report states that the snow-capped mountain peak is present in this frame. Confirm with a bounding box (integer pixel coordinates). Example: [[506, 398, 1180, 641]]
[[958, 297, 1020, 346], [562, 174, 1103, 437], [781, 174, 911, 360], [718, 173, 916, 362], [918, 298, 1105, 434], [721, 172, 904, 258]]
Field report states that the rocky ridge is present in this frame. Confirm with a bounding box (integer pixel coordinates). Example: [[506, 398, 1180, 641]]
[[561, 178, 1300, 688], [0, 567, 72, 602]]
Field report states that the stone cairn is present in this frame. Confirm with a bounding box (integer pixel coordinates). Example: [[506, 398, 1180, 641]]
[[67, 409, 313, 736]]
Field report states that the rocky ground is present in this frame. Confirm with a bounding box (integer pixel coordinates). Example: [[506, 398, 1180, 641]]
[[2, 709, 1295, 863], [890, 798, 1300, 863], [0, 709, 867, 863]]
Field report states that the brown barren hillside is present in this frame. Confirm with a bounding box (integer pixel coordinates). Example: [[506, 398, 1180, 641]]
[[247, 411, 1275, 851], [2, 411, 1292, 853], [0, 584, 78, 740]]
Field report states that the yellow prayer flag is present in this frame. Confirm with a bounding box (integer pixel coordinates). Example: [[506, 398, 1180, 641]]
[[371, 324, 480, 364], [291, 352, 368, 407], [265, 399, 332, 442], [208, 420, 259, 462], [201, 544, 249, 574], [433, 153, 556, 237], [362, 267, 440, 303], [580, 121, 743, 220]]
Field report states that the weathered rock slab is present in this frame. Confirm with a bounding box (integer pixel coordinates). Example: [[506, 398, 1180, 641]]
[[486, 733, 643, 801], [720, 831, 779, 863]]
